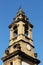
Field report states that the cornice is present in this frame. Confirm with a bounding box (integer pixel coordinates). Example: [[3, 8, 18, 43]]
[[1, 50, 40, 64]]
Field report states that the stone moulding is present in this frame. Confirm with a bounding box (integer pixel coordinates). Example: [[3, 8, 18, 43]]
[[1, 50, 40, 64]]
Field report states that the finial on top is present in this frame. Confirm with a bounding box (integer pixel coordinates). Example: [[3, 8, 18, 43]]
[[18, 6, 22, 11], [17, 7, 25, 15]]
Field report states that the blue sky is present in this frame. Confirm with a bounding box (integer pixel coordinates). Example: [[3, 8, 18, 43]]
[[0, 0, 43, 65]]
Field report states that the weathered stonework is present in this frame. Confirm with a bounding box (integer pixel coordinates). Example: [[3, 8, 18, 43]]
[[2, 8, 40, 65]]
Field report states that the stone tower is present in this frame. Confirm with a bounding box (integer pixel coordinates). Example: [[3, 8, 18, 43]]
[[2, 8, 40, 65]]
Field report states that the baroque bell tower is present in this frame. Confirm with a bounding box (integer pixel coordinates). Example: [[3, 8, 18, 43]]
[[2, 8, 40, 65]]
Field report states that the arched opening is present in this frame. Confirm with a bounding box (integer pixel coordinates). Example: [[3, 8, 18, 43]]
[[13, 26, 18, 38], [24, 25, 28, 37]]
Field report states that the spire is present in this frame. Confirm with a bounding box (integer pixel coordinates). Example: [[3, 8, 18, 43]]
[[13, 8, 29, 22], [17, 7, 25, 15], [9, 8, 33, 28]]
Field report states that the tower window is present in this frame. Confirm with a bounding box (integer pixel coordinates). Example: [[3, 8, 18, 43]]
[[13, 26, 18, 37], [22, 61, 30, 65], [25, 25, 28, 37], [10, 62, 13, 65]]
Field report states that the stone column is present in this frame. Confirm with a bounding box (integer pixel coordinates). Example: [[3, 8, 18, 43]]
[[18, 21, 25, 35], [28, 26, 32, 39], [14, 55, 22, 65], [17, 21, 25, 40], [9, 27, 14, 46], [28, 26, 32, 44], [3, 61, 10, 65]]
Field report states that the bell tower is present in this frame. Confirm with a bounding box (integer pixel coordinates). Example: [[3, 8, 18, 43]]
[[2, 8, 40, 65]]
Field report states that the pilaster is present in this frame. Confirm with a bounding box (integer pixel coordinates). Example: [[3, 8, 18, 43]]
[[14, 55, 22, 65]]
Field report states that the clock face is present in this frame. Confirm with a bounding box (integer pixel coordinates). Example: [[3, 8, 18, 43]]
[[27, 44, 31, 51]]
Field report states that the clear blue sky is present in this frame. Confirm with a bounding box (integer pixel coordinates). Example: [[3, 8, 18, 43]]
[[0, 0, 43, 65]]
